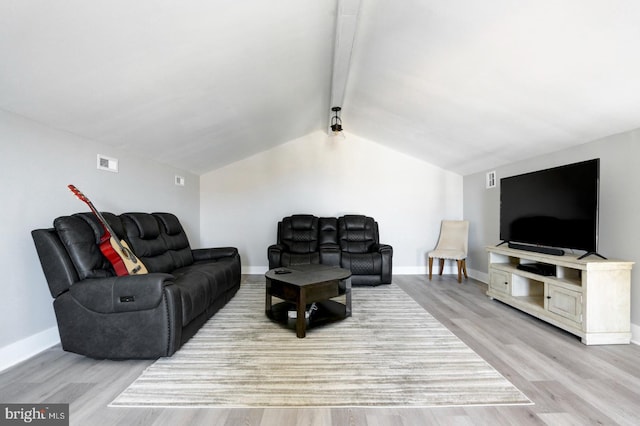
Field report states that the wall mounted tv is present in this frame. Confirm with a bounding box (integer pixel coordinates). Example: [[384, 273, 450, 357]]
[[499, 158, 601, 259]]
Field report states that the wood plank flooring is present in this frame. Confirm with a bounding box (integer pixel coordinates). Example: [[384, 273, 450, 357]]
[[2, 274, 640, 425]]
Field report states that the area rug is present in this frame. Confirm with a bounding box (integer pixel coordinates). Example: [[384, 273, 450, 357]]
[[110, 280, 532, 408]]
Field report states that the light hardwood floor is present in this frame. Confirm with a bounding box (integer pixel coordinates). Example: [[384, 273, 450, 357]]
[[2, 274, 640, 425]]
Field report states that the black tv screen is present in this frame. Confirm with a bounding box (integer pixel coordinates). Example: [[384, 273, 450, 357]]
[[499, 159, 599, 253]]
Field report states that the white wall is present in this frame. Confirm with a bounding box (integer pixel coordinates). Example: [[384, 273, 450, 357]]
[[463, 128, 640, 338], [200, 131, 463, 273], [0, 111, 200, 370]]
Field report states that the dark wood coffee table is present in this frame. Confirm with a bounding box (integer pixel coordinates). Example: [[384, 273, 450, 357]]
[[265, 264, 352, 338]]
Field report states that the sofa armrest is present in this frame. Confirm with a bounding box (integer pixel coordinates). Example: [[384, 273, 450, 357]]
[[375, 244, 393, 255], [69, 273, 175, 313], [267, 244, 285, 269], [319, 244, 341, 266], [376, 244, 393, 284], [32, 228, 79, 298], [192, 247, 238, 262]]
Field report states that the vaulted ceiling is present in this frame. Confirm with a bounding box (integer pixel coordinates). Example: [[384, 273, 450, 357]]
[[3, 1, 640, 175]]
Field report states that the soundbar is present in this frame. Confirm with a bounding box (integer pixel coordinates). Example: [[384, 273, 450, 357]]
[[507, 242, 565, 256]]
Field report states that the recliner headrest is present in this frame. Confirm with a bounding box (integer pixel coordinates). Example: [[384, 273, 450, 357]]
[[154, 213, 183, 236], [121, 213, 160, 239], [288, 214, 318, 230]]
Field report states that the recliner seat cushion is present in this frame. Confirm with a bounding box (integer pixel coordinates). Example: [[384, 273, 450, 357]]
[[173, 269, 212, 325], [281, 252, 320, 266], [172, 257, 238, 324], [341, 252, 382, 275]]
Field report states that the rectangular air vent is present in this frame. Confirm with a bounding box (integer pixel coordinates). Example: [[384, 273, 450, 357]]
[[175, 175, 185, 186], [486, 170, 496, 189], [97, 154, 118, 173]]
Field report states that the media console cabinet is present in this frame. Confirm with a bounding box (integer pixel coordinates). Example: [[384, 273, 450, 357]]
[[486, 245, 633, 345]]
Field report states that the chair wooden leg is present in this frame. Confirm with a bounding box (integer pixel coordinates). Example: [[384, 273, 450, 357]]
[[428, 257, 433, 280], [439, 259, 445, 275], [456, 260, 462, 283], [462, 259, 468, 280]]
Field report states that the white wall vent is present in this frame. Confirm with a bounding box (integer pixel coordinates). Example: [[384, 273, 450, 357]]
[[175, 175, 185, 186], [97, 154, 118, 173], [486, 171, 497, 189]]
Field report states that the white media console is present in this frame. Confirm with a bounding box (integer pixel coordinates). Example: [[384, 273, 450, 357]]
[[486, 245, 634, 345]]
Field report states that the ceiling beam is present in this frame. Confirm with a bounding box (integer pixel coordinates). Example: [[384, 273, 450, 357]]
[[328, 0, 361, 132]]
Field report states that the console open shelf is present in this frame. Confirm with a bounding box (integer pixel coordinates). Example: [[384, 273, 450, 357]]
[[486, 245, 633, 345]]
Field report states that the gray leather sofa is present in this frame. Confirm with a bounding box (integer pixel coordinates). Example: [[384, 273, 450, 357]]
[[32, 212, 241, 359]]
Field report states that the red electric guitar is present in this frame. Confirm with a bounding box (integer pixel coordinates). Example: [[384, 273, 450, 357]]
[[68, 184, 148, 276]]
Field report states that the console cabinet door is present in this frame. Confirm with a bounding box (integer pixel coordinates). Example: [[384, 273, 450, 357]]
[[546, 284, 583, 325], [489, 270, 510, 295]]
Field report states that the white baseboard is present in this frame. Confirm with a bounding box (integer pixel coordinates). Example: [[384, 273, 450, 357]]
[[395, 265, 477, 275], [390, 267, 488, 281], [631, 323, 640, 345], [245, 265, 465, 275], [243, 266, 269, 274], [393, 266, 427, 274], [246, 265, 484, 276], [0, 327, 60, 372], [468, 268, 488, 284]]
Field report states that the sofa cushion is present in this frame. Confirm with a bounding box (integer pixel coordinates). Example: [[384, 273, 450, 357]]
[[341, 252, 382, 275], [154, 213, 194, 268], [281, 252, 320, 266], [173, 270, 211, 325], [121, 213, 170, 272], [155, 212, 183, 235], [318, 217, 338, 245], [126, 213, 160, 239], [121, 213, 193, 273], [280, 215, 319, 254], [338, 215, 379, 253], [172, 257, 237, 324], [54, 215, 114, 280]]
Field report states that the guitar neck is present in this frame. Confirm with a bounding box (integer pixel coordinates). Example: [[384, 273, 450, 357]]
[[84, 199, 126, 252]]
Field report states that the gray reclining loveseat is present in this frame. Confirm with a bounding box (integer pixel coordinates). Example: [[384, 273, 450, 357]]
[[268, 214, 393, 285]]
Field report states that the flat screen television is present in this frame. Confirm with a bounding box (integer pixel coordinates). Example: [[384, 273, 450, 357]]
[[499, 159, 600, 257]]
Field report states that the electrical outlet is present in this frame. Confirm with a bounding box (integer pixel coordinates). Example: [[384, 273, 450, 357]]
[[175, 175, 185, 186], [97, 154, 118, 173]]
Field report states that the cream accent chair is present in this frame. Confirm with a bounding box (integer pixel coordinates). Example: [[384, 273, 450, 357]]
[[428, 220, 469, 283]]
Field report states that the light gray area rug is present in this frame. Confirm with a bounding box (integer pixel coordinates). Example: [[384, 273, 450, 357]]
[[110, 280, 532, 408]]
